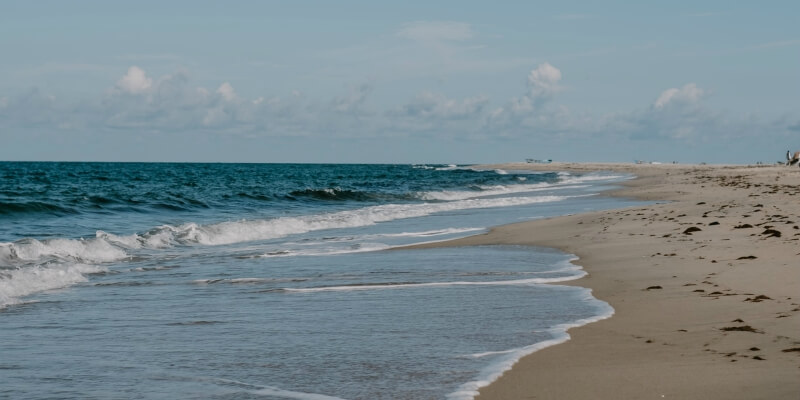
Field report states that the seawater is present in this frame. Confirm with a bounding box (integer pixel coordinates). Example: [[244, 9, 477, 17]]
[[0, 162, 641, 399]]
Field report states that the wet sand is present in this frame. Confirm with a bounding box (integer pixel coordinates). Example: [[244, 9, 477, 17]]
[[406, 162, 800, 399]]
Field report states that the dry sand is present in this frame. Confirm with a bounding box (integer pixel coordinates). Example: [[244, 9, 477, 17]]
[[405, 162, 800, 399]]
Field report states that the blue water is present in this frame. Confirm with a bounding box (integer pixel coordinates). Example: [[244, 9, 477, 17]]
[[0, 162, 641, 399]]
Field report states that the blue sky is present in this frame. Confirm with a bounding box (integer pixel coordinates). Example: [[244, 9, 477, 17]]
[[1, 1, 798, 163]]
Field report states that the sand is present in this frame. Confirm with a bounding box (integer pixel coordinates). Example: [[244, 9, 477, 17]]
[[404, 162, 800, 399]]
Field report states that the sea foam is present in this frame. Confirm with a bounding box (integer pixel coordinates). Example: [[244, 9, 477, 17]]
[[0, 262, 107, 308], [0, 237, 128, 264], [447, 286, 615, 400], [122, 194, 570, 247], [0, 193, 571, 308]]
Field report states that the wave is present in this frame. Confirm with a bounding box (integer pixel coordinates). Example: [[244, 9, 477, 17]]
[[192, 277, 309, 285], [91, 194, 570, 248], [0, 237, 129, 266], [447, 287, 615, 400], [258, 243, 391, 258], [287, 188, 382, 202], [281, 273, 585, 293], [416, 172, 625, 202], [244, 228, 482, 259], [0, 192, 213, 219], [416, 183, 587, 201], [368, 227, 484, 238], [0, 193, 571, 307], [411, 164, 435, 170], [558, 172, 631, 185], [0, 200, 78, 216], [0, 263, 107, 309], [0, 236, 123, 309], [0, 171, 613, 309], [205, 378, 348, 400]]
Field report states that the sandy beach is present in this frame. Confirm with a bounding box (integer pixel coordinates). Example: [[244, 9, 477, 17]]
[[405, 162, 800, 399]]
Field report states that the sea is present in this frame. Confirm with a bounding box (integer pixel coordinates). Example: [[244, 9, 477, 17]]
[[0, 162, 642, 399]]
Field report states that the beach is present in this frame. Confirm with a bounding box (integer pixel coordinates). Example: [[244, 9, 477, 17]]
[[1, 162, 644, 399], [406, 162, 800, 399]]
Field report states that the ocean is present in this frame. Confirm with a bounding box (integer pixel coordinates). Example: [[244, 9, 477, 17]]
[[0, 162, 641, 399]]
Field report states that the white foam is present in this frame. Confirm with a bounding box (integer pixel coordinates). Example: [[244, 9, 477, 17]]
[[557, 172, 632, 185], [366, 227, 484, 239], [130, 265, 175, 272], [192, 277, 307, 285], [416, 183, 586, 201], [96, 231, 143, 249], [435, 164, 460, 170], [131, 195, 569, 247], [411, 164, 435, 170], [465, 349, 518, 358], [248, 387, 347, 400], [195, 377, 348, 400], [0, 263, 108, 309], [0, 237, 129, 309], [282, 273, 585, 293], [447, 287, 615, 400], [0, 237, 128, 265], [258, 243, 391, 258]]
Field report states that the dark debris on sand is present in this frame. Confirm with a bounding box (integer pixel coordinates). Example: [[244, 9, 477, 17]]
[[720, 325, 761, 333], [683, 226, 702, 235]]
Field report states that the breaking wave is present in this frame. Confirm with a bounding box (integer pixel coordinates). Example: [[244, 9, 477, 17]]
[[0, 263, 107, 309]]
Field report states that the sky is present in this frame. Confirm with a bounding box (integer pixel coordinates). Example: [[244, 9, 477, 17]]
[[1, 0, 798, 164]]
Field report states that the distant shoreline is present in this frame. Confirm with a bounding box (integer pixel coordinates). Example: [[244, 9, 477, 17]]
[[403, 162, 800, 399]]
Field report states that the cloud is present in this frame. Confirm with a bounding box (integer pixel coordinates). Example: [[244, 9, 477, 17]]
[[396, 91, 488, 120], [216, 82, 237, 102], [483, 63, 565, 130], [0, 88, 65, 129], [527, 62, 562, 100], [653, 83, 704, 109], [331, 83, 372, 113], [609, 83, 731, 142], [93, 67, 383, 136], [1, 64, 796, 164], [396, 21, 474, 42], [116, 66, 153, 94]]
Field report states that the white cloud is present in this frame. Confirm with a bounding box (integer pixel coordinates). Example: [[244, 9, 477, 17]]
[[509, 95, 533, 113], [217, 82, 237, 101], [398, 91, 488, 119], [528, 63, 562, 99], [653, 83, 704, 109], [116, 66, 153, 94], [1, 64, 796, 164], [331, 84, 372, 113], [396, 21, 474, 42], [484, 63, 564, 127]]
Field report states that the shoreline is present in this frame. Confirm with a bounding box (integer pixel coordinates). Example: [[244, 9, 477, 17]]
[[404, 162, 800, 399]]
